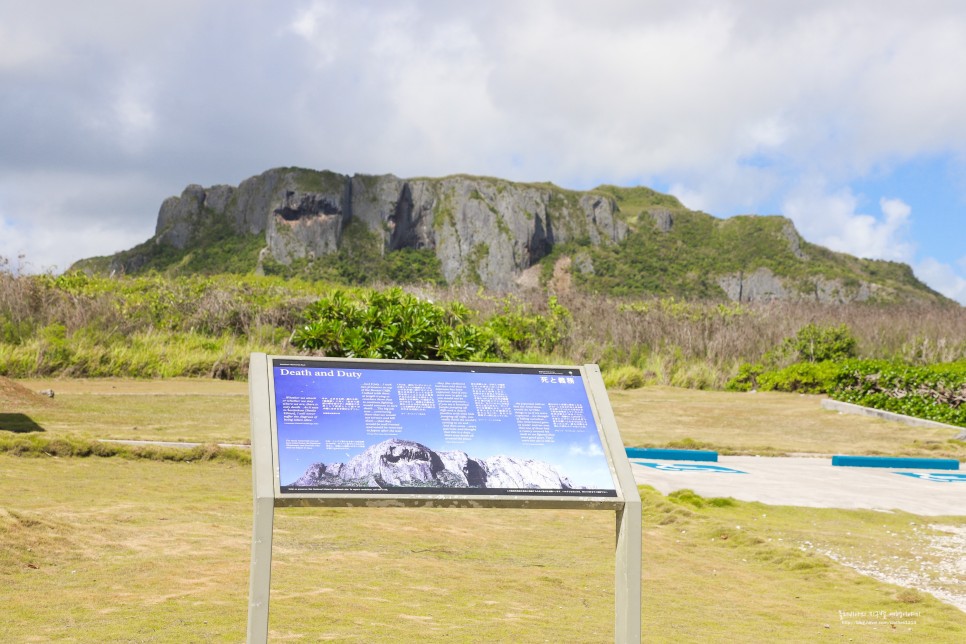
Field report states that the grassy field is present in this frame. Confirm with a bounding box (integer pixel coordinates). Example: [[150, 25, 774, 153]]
[[2, 378, 965, 641], [8, 378, 250, 444], [8, 378, 965, 459], [1, 456, 964, 642], [610, 386, 966, 460]]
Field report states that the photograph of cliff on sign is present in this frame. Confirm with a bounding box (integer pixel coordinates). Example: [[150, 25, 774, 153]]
[[286, 438, 584, 491]]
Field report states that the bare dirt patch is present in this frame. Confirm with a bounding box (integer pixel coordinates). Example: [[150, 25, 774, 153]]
[[15, 377, 247, 396], [550, 256, 572, 293], [0, 376, 51, 408]]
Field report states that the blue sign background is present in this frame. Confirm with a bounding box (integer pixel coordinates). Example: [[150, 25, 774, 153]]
[[272, 361, 616, 493]]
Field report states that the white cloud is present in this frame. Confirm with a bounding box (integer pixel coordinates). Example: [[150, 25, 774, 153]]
[[0, 217, 30, 270], [3, 0, 966, 302], [569, 438, 605, 458], [0, 2, 206, 73], [81, 68, 159, 155], [669, 183, 711, 213], [0, 21, 52, 71], [0, 215, 145, 274], [289, 0, 358, 68], [915, 257, 966, 305], [781, 178, 915, 262], [0, 171, 161, 272]]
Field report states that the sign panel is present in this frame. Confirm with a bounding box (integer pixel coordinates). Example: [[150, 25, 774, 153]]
[[270, 358, 618, 498]]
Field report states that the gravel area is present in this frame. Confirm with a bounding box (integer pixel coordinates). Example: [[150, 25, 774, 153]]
[[800, 524, 966, 613]]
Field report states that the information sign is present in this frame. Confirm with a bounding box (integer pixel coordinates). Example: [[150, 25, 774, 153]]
[[248, 354, 640, 643], [271, 358, 617, 499]]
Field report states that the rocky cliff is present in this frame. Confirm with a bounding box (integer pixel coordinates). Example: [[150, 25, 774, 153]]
[[148, 167, 625, 292], [81, 166, 951, 304]]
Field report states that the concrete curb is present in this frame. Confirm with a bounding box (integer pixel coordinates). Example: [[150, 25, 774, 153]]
[[831, 454, 960, 470], [625, 447, 718, 462], [821, 399, 966, 438]]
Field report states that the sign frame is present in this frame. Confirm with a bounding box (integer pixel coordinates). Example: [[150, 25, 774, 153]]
[[246, 352, 641, 642]]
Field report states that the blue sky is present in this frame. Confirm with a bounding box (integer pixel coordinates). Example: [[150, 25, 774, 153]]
[[1, 1, 965, 303]]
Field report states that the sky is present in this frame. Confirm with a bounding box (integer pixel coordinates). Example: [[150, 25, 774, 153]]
[[2, 0, 965, 303]]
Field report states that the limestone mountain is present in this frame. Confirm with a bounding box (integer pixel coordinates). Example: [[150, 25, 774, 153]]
[[72, 167, 951, 304], [288, 438, 578, 490]]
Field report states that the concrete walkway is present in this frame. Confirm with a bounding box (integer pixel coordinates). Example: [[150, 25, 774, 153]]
[[631, 455, 965, 516]]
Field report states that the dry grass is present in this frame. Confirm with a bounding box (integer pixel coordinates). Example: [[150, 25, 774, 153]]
[[14, 377, 248, 396], [550, 294, 966, 369], [0, 457, 252, 641], [0, 455, 616, 642], [2, 455, 964, 642], [611, 386, 966, 459], [2, 379, 965, 640], [642, 489, 966, 642], [5, 379, 964, 459], [6, 378, 249, 444]]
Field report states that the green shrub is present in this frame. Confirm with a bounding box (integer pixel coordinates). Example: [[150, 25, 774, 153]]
[[830, 360, 966, 427], [756, 361, 842, 394], [36, 324, 73, 374], [728, 360, 844, 395], [384, 248, 447, 286], [781, 323, 857, 363], [669, 361, 718, 390], [726, 362, 764, 392], [485, 296, 572, 355], [291, 287, 498, 361], [728, 323, 858, 393], [603, 366, 646, 389], [0, 319, 33, 344]]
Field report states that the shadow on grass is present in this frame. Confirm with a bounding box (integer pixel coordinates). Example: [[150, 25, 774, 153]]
[[0, 413, 46, 433]]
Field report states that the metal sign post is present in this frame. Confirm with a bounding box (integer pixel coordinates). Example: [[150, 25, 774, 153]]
[[246, 353, 640, 643]]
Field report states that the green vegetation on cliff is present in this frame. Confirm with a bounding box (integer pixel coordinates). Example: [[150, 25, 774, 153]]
[[69, 168, 950, 304], [73, 211, 265, 277], [577, 185, 945, 303], [262, 218, 445, 286]]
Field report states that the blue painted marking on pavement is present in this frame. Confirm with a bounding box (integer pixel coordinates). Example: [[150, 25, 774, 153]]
[[894, 472, 966, 483], [632, 460, 746, 474]]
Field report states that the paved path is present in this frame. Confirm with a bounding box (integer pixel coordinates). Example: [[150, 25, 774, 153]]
[[631, 455, 964, 516]]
